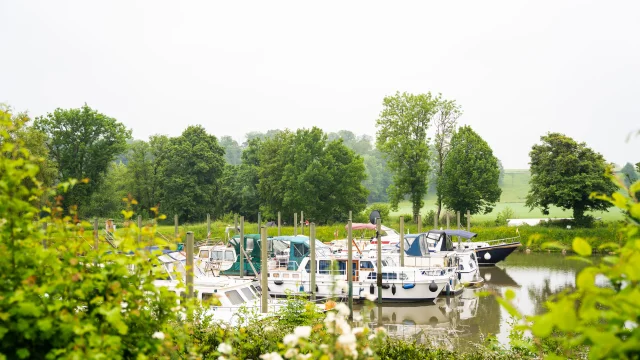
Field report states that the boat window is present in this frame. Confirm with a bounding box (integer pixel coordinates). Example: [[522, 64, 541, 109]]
[[273, 273, 280, 278], [305, 261, 310, 273], [382, 272, 397, 280], [367, 272, 376, 280], [470, 253, 476, 261], [381, 260, 388, 266], [360, 261, 374, 269], [283, 273, 290, 278], [336, 260, 347, 275], [469, 261, 475, 269], [292, 273, 300, 279], [199, 250, 209, 258], [202, 292, 215, 302], [241, 287, 256, 300], [399, 272, 409, 280], [319, 260, 331, 274], [250, 285, 259, 294], [212, 251, 223, 260], [459, 264, 464, 271], [225, 251, 234, 261], [225, 290, 245, 305]]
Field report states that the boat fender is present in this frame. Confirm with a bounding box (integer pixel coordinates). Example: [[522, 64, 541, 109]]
[[369, 283, 374, 294], [429, 281, 438, 292], [381, 284, 390, 290], [391, 284, 396, 295], [458, 272, 462, 281], [315, 284, 319, 293], [484, 252, 491, 260], [299, 284, 304, 292], [402, 283, 415, 289], [274, 280, 284, 285]]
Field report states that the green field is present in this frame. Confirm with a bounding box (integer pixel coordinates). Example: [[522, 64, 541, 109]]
[[384, 169, 624, 222]]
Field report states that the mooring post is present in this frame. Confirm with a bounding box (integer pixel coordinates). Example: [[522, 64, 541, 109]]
[[260, 226, 268, 313], [137, 215, 142, 245], [186, 231, 194, 299], [294, 213, 298, 236], [174, 215, 179, 239], [417, 214, 422, 233], [277, 211, 281, 236], [206, 213, 211, 239], [301, 211, 304, 236], [93, 218, 99, 251], [240, 216, 244, 278], [446, 213, 450, 229], [257, 212, 261, 234], [347, 215, 353, 319], [310, 222, 316, 301], [376, 217, 382, 304], [467, 210, 471, 232], [399, 216, 405, 267], [234, 214, 238, 235], [457, 211, 461, 246]]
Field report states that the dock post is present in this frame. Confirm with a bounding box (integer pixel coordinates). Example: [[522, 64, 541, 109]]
[[347, 212, 353, 319], [310, 223, 316, 301], [417, 214, 422, 233], [376, 217, 382, 304], [240, 216, 245, 278], [258, 212, 261, 234], [467, 210, 471, 232], [174, 215, 179, 239], [186, 231, 194, 299], [301, 211, 304, 236], [294, 213, 298, 236], [206, 213, 211, 239], [261, 226, 268, 313], [93, 218, 98, 251], [399, 217, 405, 267], [137, 215, 142, 245], [277, 211, 281, 236], [446, 213, 450, 229], [457, 211, 461, 246]]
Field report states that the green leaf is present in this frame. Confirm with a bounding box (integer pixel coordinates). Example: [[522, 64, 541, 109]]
[[576, 268, 595, 289], [572, 237, 592, 257], [531, 314, 554, 337], [598, 242, 620, 251], [565, 256, 593, 264], [505, 289, 516, 301], [16, 348, 29, 359]]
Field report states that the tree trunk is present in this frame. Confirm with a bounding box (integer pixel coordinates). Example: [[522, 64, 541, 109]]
[[436, 195, 442, 223], [573, 205, 585, 226], [412, 199, 421, 225]]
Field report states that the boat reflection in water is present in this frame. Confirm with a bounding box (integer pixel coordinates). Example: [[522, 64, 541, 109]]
[[352, 266, 521, 351], [353, 288, 484, 351]]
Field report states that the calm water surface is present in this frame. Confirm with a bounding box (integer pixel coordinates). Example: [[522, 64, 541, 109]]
[[354, 252, 592, 351]]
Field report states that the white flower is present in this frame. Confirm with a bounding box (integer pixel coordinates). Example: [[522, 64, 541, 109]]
[[283, 333, 299, 347], [363, 347, 373, 356], [218, 357, 226, 360], [324, 311, 336, 324], [351, 327, 365, 335], [296, 354, 312, 360], [336, 280, 348, 291], [260, 352, 284, 360], [294, 326, 312, 339], [319, 344, 329, 351], [284, 347, 298, 359], [335, 318, 351, 335], [364, 293, 377, 302], [335, 303, 350, 317], [352, 313, 363, 322], [217, 342, 232, 355], [337, 333, 357, 347], [152, 331, 165, 340], [264, 326, 275, 332], [374, 326, 386, 335]]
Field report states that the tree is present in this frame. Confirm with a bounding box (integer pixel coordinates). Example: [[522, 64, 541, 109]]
[[375, 92, 438, 219], [432, 97, 462, 220], [220, 135, 243, 165], [526, 133, 616, 224], [162, 125, 225, 222], [362, 151, 393, 203], [497, 159, 505, 186], [440, 126, 502, 216], [85, 162, 131, 218], [258, 128, 368, 223], [124, 135, 169, 217], [620, 162, 639, 187], [33, 104, 131, 213]]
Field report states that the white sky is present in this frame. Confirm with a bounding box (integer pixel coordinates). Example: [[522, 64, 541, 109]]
[[2, 0, 639, 168]]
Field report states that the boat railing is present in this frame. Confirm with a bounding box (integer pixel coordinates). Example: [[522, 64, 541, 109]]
[[196, 239, 225, 248], [472, 235, 521, 246]]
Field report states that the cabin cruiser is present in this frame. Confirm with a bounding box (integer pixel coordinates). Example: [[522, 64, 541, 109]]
[[454, 234, 521, 266], [267, 237, 455, 302]]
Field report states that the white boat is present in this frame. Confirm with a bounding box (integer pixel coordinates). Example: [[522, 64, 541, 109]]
[[267, 237, 455, 302]]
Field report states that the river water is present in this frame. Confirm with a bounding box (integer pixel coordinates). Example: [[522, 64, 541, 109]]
[[355, 252, 591, 352]]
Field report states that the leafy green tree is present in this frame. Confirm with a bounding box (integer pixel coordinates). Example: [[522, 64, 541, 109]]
[[375, 92, 438, 219], [258, 128, 368, 223], [162, 126, 225, 222], [124, 135, 169, 217], [432, 97, 462, 220], [0, 109, 190, 359], [220, 135, 243, 165], [526, 133, 616, 224], [85, 162, 131, 218], [440, 126, 502, 216], [362, 151, 393, 202], [33, 104, 131, 213], [620, 162, 639, 187], [497, 159, 505, 186]]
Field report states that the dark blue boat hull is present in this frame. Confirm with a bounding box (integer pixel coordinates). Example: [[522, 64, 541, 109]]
[[475, 243, 520, 266]]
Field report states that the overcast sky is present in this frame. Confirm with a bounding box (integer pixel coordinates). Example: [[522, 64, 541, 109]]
[[2, 1, 638, 168]]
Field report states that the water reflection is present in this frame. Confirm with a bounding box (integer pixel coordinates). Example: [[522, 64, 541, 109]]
[[356, 252, 591, 351]]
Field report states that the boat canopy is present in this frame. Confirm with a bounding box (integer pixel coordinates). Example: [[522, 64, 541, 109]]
[[276, 236, 331, 270], [348, 223, 377, 230], [405, 230, 477, 256]]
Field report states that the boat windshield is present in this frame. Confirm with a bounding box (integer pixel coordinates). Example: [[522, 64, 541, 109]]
[[224, 251, 234, 261], [211, 251, 224, 260]]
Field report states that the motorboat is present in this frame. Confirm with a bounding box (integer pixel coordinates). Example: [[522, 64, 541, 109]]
[[454, 235, 521, 266]]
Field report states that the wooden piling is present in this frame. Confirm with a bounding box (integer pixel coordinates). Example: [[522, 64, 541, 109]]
[[277, 211, 281, 236], [294, 213, 298, 236], [260, 226, 268, 313], [310, 223, 316, 301], [186, 231, 194, 299], [417, 214, 422, 233], [206, 213, 211, 239], [257, 212, 261, 234], [347, 215, 353, 319], [376, 217, 382, 304], [301, 211, 304, 236], [240, 216, 245, 278], [446, 213, 450, 229], [399, 217, 405, 267]]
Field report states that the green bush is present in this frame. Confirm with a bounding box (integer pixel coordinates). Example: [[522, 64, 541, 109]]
[[495, 206, 515, 226]]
